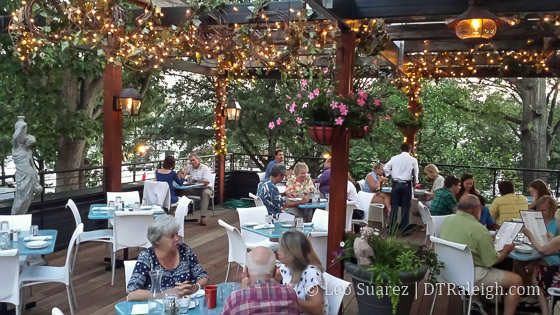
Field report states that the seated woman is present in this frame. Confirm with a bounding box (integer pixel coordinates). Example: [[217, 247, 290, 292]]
[[423, 164, 444, 205], [347, 172, 359, 203], [528, 179, 552, 210], [276, 230, 328, 315], [455, 173, 480, 201], [127, 215, 208, 300], [286, 162, 315, 195], [314, 158, 331, 196], [475, 194, 500, 231], [363, 162, 391, 221], [156, 156, 185, 204], [523, 199, 560, 315]]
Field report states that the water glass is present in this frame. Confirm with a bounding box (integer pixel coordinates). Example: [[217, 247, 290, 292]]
[[177, 297, 191, 314], [142, 198, 149, 207], [295, 218, 304, 231], [265, 215, 273, 225], [133, 202, 141, 211], [108, 200, 115, 210], [30, 225, 39, 236], [0, 221, 8, 232], [0, 232, 9, 249], [115, 196, 122, 209]]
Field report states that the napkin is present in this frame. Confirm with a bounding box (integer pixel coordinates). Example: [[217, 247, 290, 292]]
[[130, 303, 149, 314], [191, 289, 205, 298], [253, 223, 274, 230], [92, 207, 111, 211], [23, 236, 52, 242]]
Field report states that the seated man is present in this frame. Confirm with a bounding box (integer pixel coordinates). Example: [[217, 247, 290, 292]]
[[489, 180, 528, 225], [429, 175, 461, 216], [440, 195, 521, 315], [183, 154, 213, 226], [257, 164, 308, 217], [222, 247, 299, 315]]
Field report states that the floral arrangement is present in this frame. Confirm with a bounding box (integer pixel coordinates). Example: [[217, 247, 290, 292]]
[[335, 229, 441, 313], [392, 108, 424, 129], [268, 69, 387, 131]]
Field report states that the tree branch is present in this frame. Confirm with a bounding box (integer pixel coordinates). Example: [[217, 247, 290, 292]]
[[507, 122, 522, 140], [547, 80, 559, 129]]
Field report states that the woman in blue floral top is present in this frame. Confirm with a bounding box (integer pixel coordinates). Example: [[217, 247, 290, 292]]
[[127, 215, 208, 300]]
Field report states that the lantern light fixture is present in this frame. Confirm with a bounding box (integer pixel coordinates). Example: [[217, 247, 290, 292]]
[[226, 100, 241, 121], [114, 86, 143, 116], [447, 3, 505, 44]]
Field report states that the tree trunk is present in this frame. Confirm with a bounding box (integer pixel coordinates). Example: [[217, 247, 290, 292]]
[[517, 78, 548, 185], [55, 139, 86, 192]]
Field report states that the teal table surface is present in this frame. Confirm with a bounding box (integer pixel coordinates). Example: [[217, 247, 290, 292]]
[[7, 230, 57, 256], [381, 187, 427, 195], [241, 221, 327, 239], [115, 283, 238, 315], [174, 182, 204, 190], [298, 202, 327, 209], [88, 204, 165, 220], [508, 249, 543, 261]]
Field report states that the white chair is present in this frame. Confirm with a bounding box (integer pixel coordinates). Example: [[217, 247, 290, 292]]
[[237, 206, 279, 251], [112, 211, 154, 286], [21, 224, 84, 315], [218, 219, 247, 282], [323, 272, 351, 315], [417, 201, 432, 244], [357, 179, 366, 191], [0, 214, 32, 231], [278, 212, 295, 222], [311, 209, 329, 230], [248, 192, 264, 207], [52, 307, 64, 315], [124, 260, 137, 288], [0, 249, 20, 315], [345, 202, 356, 232], [143, 180, 171, 209], [429, 236, 498, 315], [308, 232, 328, 269], [547, 287, 560, 314], [257, 172, 266, 181], [66, 199, 114, 274], [187, 173, 216, 217], [353, 191, 375, 226], [430, 215, 452, 237], [107, 191, 140, 206], [175, 196, 192, 239]]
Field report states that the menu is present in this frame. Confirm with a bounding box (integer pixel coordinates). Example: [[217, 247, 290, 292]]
[[520, 210, 548, 246], [494, 221, 523, 251]]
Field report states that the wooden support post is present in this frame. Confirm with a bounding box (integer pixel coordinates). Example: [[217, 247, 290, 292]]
[[103, 64, 123, 192], [214, 75, 227, 204], [404, 85, 422, 153], [327, 29, 356, 278]]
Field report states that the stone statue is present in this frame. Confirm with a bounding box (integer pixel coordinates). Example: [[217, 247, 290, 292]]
[[354, 226, 376, 266], [11, 116, 43, 215]]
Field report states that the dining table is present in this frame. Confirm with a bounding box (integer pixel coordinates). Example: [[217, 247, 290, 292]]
[[241, 221, 327, 239], [507, 248, 543, 261], [8, 229, 58, 256], [88, 204, 165, 220], [115, 283, 237, 315], [173, 182, 204, 190]]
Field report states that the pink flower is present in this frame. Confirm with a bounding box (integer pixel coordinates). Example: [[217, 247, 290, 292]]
[[357, 89, 366, 98], [330, 101, 339, 109], [384, 115, 391, 120], [301, 79, 308, 87], [340, 108, 348, 116], [296, 117, 303, 124], [357, 98, 366, 107], [327, 89, 332, 94], [374, 99, 381, 107], [338, 103, 347, 112], [286, 95, 291, 100], [289, 103, 297, 113], [268, 122, 275, 129], [308, 92, 315, 100], [367, 113, 373, 120], [335, 117, 344, 125], [302, 102, 308, 108], [276, 118, 282, 125], [323, 68, 329, 74], [285, 103, 290, 109], [297, 93, 302, 98], [313, 89, 320, 96]]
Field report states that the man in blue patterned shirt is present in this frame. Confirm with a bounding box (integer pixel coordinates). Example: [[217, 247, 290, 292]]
[[258, 164, 308, 216]]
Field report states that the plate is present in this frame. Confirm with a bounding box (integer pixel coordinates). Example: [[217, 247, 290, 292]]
[[288, 197, 303, 202], [26, 240, 48, 249], [515, 244, 533, 254], [303, 223, 313, 227], [281, 224, 294, 228], [140, 206, 152, 210], [244, 222, 258, 227]]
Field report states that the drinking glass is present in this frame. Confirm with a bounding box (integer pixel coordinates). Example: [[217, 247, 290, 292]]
[[295, 218, 304, 231], [265, 215, 273, 225], [142, 198, 149, 207], [0, 232, 9, 249], [0, 221, 8, 232], [164, 293, 178, 314], [30, 225, 39, 236], [115, 196, 122, 209], [177, 296, 191, 314], [108, 200, 115, 210], [133, 202, 141, 211]]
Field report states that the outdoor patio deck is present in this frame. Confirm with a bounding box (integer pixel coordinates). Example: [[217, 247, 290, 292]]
[[16, 207, 465, 315]]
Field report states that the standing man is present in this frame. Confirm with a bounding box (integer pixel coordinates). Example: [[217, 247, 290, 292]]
[[384, 143, 419, 232], [264, 150, 285, 180], [183, 155, 213, 226], [11, 116, 43, 215], [222, 247, 299, 314], [258, 164, 308, 217]]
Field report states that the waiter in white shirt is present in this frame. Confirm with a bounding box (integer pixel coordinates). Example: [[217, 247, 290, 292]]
[[384, 143, 419, 232]]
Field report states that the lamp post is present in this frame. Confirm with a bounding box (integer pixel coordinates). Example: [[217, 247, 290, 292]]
[[226, 100, 241, 121], [114, 86, 143, 116], [447, 3, 504, 44]]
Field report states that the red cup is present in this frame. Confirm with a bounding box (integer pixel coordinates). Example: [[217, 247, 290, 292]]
[[204, 285, 218, 309]]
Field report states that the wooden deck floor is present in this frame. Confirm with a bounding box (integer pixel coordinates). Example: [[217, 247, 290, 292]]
[[17, 207, 464, 315]]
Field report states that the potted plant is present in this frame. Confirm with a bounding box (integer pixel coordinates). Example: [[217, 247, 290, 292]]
[[392, 108, 424, 136], [337, 228, 441, 315], [268, 69, 386, 144]]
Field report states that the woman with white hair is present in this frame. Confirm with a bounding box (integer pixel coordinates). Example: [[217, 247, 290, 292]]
[[127, 215, 208, 300], [286, 162, 315, 195]]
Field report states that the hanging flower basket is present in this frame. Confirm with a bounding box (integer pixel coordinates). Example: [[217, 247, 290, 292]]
[[397, 125, 420, 136], [308, 122, 342, 145], [350, 126, 371, 139]]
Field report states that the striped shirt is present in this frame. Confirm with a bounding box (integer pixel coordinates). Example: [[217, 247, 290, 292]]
[[222, 279, 299, 315]]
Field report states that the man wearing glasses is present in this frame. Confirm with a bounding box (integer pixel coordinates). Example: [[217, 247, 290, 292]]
[[183, 154, 213, 226], [257, 164, 309, 217]]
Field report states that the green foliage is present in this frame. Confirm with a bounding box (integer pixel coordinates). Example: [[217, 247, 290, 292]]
[[392, 108, 424, 129]]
